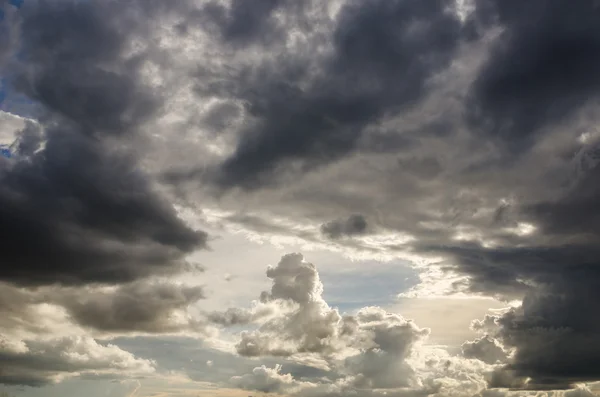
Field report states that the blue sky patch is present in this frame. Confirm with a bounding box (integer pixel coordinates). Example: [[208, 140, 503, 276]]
[[0, 147, 12, 158], [9, 0, 24, 8]]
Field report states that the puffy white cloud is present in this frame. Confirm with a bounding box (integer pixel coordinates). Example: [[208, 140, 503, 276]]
[[0, 334, 155, 386], [341, 307, 430, 390], [230, 364, 311, 394], [222, 253, 504, 397], [234, 253, 352, 357]]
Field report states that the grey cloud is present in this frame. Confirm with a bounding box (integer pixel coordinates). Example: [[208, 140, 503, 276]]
[[462, 336, 507, 365], [485, 367, 528, 390], [207, 0, 464, 188], [0, 126, 206, 286], [0, 0, 19, 71], [207, 308, 255, 327], [437, 243, 600, 388], [0, 0, 209, 385], [225, 213, 317, 241], [0, 280, 204, 386], [321, 214, 368, 239], [527, 153, 600, 242], [15, 0, 159, 134], [0, 0, 207, 287], [207, 306, 274, 327], [467, 0, 600, 150], [59, 281, 206, 334], [0, 282, 49, 336], [422, 143, 600, 387], [203, 0, 291, 46], [397, 156, 443, 181]]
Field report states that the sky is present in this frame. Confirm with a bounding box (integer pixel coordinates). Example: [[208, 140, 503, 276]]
[[1, 0, 600, 396]]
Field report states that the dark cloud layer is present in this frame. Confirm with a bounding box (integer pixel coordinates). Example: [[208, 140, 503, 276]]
[[212, 0, 464, 188], [60, 281, 206, 333], [0, 127, 205, 286], [16, 0, 158, 133], [468, 0, 600, 150], [203, 0, 291, 46], [427, 1, 600, 388], [0, 0, 206, 286]]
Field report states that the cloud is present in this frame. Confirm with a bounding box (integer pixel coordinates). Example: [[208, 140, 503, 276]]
[[220, 254, 496, 397], [168, 0, 600, 388], [467, 0, 600, 150], [0, 0, 20, 71], [58, 281, 207, 334], [206, 306, 275, 327], [230, 364, 309, 394], [13, 0, 173, 133], [321, 214, 368, 239], [461, 336, 508, 365], [0, 125, 206, 286], [183, 0, 467, 188], [199, 0, 296, 47], [235, 253, 349, 357], [0, 0, 209, 386], [0, 0, 207, 287], [0, 335, 155, 387], [226, 254, 427, 378], [3, 0, 600, 394]]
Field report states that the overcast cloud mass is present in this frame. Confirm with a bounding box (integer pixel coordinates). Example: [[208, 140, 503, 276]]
[[1, 0, 600, 396]]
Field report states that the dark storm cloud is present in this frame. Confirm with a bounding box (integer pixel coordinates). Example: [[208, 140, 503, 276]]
[[423, 154, 600, 387], [201, 0, 289, 46], [211, 0, 464, 188], [362, 1, 600, 388], [0, 126, 206, 286], [0, 0, 207, 286], [0, 0, 19, 70], [321, 214, 368, 239], [527, 149, 600, 242], [15, 0, 159, 134], [467, 0, 600, 150]]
